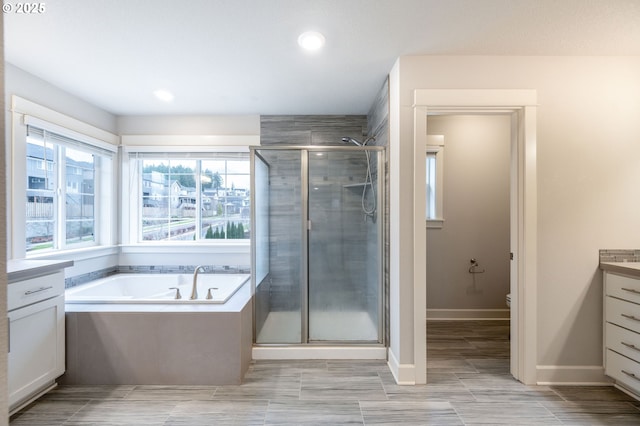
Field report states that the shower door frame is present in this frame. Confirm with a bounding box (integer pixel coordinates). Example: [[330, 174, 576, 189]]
[[250, 145, 386, 346]]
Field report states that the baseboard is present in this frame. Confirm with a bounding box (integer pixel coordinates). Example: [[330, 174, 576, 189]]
[[387, 348, 415, 385], [536, 365, 613, 385], [427, 309, 510, 320], [252, 345, 387, 360]]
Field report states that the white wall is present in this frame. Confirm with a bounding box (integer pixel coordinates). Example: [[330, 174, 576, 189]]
[[426, 115, 510, 312], [5, 63, 118, 133], [4, 64, 120, 280], [118, 115, 260, 136], [0, 16, 9, 421], [390, 56, 640, 378]]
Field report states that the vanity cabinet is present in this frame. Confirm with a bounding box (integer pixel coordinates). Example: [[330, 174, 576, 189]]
[[603, 270, 640, 397], [7, 259, 72, 414]]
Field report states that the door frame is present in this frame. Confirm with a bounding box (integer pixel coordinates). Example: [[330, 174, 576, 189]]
[[413, 89, 538, 385]]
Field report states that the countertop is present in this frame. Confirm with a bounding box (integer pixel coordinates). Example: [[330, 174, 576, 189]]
[[600, 261, 640, 279], [7, 259, 74, 283]]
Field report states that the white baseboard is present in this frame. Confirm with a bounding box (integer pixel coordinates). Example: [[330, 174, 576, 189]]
[[387, 348, 415, 385], [427, 309, 510, 320], [252, 346, 387, 360], [536, 365, 612, 385]]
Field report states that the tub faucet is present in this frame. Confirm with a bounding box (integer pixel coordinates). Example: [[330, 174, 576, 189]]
[[191, 265, 206, 299]]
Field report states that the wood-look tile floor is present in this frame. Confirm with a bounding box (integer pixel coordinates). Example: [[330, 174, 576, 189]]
[[11, 320, 640, 425]]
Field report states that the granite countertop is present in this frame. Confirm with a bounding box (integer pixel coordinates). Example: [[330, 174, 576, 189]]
[[600, 261, 640, 279], [7, 259, 74, 283]]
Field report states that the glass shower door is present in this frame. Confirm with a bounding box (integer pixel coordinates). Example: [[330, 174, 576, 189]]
[[253, 149, 303, 344], [307, 149, 381, 342]]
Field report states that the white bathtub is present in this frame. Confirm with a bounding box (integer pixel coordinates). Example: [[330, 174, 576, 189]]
[[65, 273, 250, 304], [63, 272, 253, 385]]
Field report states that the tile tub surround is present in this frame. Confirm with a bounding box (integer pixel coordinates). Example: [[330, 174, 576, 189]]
[[65, 265, 251, 289], [62, 282, 252, 386], [12, 321, 640, 425]]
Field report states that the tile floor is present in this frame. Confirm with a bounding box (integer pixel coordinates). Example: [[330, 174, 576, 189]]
[[10, 320, 640, 425]]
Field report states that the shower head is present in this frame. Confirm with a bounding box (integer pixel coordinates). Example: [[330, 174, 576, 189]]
[[341, 137, 362, 146], [340, 136, 376, 146]]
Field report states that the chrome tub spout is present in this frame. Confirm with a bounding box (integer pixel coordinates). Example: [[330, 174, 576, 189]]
[[191, 265, 206, 299]]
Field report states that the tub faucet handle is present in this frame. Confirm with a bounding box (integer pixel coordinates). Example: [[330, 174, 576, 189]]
[[169, 287, 182, 300], [206, 287, 218, 300]]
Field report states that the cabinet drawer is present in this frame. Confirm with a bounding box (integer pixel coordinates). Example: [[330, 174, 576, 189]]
[[606, 323, 640, 363], [8, 271, 65, 311], [606, 296, 640, 333], [607, 273, 640, 304], [606, 349, 640, 395]]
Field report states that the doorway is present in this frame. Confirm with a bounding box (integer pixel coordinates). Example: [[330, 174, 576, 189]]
[[413, 89, 538, 385], [425, 114, 512, 381]]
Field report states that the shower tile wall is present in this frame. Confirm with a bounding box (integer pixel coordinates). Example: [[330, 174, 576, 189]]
[[259, 115, 372, 316], [261, 115, 368, 146]]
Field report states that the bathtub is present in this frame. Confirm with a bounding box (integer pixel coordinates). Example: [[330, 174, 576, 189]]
[[63, 273, 253, 386], [65, 273, 249, 304]]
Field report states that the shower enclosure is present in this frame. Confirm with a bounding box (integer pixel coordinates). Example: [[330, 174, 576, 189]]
[[251, 146, 384, 345]]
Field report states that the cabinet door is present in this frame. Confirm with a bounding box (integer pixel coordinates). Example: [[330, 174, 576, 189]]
[[8, 294, 65, 408]]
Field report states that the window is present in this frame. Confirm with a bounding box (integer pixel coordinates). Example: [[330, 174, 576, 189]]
[[426, 151, 437, 219], [426, 135, 445, 228], [134, 153, 250, 242], [25, 126, 113, 253]]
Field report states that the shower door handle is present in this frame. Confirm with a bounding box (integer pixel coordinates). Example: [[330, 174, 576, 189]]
[[307, 220, 312, 231]]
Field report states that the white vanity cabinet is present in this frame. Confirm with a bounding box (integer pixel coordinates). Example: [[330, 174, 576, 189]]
[[603, 267, 640, 398], [7, 259, 72, 414]]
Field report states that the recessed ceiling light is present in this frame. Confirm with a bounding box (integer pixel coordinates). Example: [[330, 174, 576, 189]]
[[298, 31, 325, 51], [153, 89, 174, 102]]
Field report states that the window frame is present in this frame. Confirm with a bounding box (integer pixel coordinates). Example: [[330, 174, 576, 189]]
[[25, 133, 103, 252], [10, 96, 119, 259], [123, 147, 251, 245], [426, 135, 445, 229]]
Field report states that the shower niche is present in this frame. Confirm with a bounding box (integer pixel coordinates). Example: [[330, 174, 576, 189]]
[[251, 146, 384, 345]]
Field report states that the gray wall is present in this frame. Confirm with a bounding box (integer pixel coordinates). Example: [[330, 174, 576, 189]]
[[426, 115, 511, 311]]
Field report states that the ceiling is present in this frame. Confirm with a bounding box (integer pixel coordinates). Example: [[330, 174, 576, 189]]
[[4, 0, 640, 116]]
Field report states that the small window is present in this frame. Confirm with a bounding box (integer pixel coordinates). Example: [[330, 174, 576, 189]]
[[426, 135, 444, 228]]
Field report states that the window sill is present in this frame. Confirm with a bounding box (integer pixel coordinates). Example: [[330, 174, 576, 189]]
[[426, 219, 444, 229], [24, 245, 120, 262], [120, 242, 250, 255]]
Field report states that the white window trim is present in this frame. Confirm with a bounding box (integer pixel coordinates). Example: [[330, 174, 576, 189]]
[[10, 96, 119, 259], [426, 135, 444, 229], [122, 144, 251, 246]]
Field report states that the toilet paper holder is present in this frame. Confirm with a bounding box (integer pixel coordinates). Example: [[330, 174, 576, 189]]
[[468, 258, 485, 274]]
